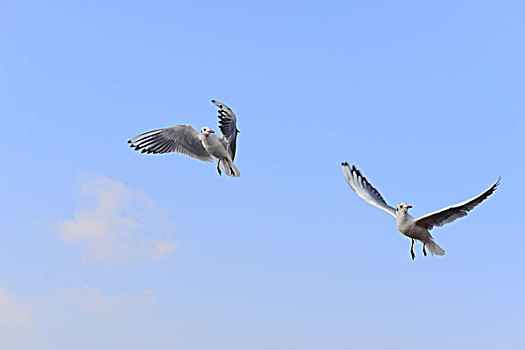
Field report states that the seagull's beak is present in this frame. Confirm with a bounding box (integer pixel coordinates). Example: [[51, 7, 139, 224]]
[[209, 130, 215, 133], [406, 205, 412, 209]]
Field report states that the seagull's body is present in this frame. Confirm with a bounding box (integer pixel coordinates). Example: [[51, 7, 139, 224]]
[[201, 132, 229, 159], [200, 128, 239, 176], [128, 100, 240, 177], [341, 162, 500, 259], [395, 210, 427, 242], [394, 206, 444, 258]]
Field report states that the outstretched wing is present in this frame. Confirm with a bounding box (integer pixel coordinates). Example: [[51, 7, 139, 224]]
[[341, 162, 396, 218], [128, 125, 214, 162], [212, 99, 239, 160], [415, 177, 501, 230]]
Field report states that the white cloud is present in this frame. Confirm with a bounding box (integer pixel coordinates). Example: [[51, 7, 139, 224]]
[[0, 287, 37, 350], [61, 286, 155, 317], [0, 285, 157, 349], [55, 174, 177, 264], [0, 286, 34, 328]]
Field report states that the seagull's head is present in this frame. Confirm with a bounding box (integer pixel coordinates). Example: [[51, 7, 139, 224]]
[[397, 202, 412, 214], [201, 126, 215, 136]]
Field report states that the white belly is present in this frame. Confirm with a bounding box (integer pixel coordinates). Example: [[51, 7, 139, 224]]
[[396, 215, 430, 241]]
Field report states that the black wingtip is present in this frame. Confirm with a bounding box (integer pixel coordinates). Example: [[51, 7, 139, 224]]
[[127, 140, 132, 143], [211, 99, 216, 103], [341, 162, 348, 166]]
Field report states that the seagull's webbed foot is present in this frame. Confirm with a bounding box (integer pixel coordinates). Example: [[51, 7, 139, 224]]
[[410, 239, 416, 260], [216, 160, 222, 176], [423, 243, 427, 257]]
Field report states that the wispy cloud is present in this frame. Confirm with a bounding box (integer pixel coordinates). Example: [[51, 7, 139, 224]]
[[0, 286, 34, 328], [0, 285, 158, 349], [55, 174, 177, 264], [0, 287, 37, 350], [61, 286, 155, 317]]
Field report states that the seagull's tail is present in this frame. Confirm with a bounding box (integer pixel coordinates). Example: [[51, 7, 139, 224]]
[[426, 239, 445, 256], [220, 159, 240, 177]]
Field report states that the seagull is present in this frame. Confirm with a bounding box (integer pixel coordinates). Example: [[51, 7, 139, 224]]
[[128, 100, 240, 177], [341, 162, 500, 259]]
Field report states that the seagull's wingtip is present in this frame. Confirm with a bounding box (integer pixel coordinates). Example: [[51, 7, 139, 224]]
[[341, 161, 348, 166]]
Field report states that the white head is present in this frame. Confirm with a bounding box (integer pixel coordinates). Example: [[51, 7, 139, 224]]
[[396, 202, 412, 214], [200, 126, 215, 136]]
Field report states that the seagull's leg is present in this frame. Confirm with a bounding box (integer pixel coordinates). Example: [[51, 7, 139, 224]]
[[216, 160, 222, 175], [423, 243, 427, 256], [410, 239, 416, 260]]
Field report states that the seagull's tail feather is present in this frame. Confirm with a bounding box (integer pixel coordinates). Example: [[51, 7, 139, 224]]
[[426, 239, 445, 256], [220, 159, 240, 177]]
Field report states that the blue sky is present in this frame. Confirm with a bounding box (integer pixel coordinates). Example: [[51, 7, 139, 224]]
[[1, 1, 524, 349]]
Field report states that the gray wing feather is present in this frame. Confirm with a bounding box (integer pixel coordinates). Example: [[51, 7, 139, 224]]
[[415, 177, 501, 230], [128, 125, 214, 162], [341, 162, 396, 218], [212, 99, 239, 160]]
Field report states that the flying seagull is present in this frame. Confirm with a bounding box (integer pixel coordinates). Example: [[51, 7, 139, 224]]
[[128, 100, 240, 177], [341, 162, 500, 259]]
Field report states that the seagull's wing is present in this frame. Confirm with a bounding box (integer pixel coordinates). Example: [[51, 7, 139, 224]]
[[341, 162, 396, 218], [415, 177, 501, 230], [212, 99, 239, 160], [128, 125, 214, 162]]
